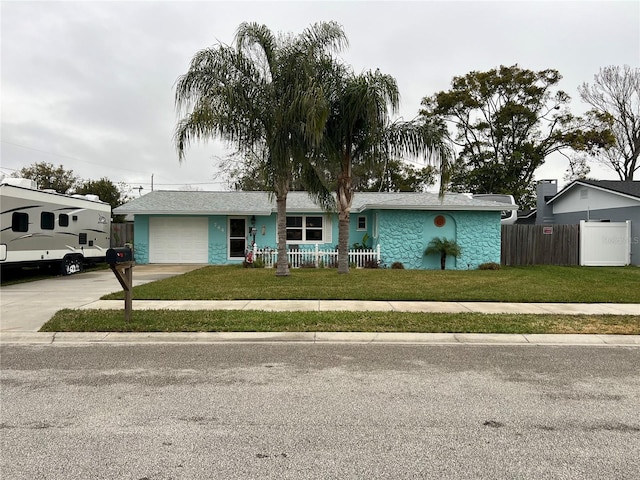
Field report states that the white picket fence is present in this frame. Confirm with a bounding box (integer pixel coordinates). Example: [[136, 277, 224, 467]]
[[250, 244, 381, 268]]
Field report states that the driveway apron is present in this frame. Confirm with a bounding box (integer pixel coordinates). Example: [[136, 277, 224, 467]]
[[0, 265, 205, 332]]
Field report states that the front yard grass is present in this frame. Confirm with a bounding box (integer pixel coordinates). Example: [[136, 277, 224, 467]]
[[41, 309, 640, 335], [101, 265, 640, 303], [42, 265, 639, 335]]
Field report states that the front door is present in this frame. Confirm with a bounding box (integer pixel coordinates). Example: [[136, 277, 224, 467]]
[[228, 218, 246, 259]]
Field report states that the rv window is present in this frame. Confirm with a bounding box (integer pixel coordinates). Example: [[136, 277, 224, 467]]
[[59, 214, 69, 227], [79, 233, 87, 245], [41, 212, 55, 230], [12, 212, 29, 232]]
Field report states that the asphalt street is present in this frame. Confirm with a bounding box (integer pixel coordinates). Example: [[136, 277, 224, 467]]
[[1, 343, 639, 479]]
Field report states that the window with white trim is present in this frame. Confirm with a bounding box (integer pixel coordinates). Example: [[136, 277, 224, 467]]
[[357, 216, 367, 231], [286, 215, 324, 243]]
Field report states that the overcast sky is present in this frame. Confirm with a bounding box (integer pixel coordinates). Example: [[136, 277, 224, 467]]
[[2, 1, 639, 197]]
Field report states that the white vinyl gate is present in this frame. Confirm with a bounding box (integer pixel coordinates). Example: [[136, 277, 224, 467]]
[[579, 220, 631, 266]]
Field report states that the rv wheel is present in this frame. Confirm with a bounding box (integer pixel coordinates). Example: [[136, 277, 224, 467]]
[[61, 255, 83, 276]]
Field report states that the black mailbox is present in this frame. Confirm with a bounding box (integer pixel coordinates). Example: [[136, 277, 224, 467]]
[[106, 247, 133, 264]]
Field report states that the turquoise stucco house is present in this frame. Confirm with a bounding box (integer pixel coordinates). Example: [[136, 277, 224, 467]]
[[114, 191, 515, 270]]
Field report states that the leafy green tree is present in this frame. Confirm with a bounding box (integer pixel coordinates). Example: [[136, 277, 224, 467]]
[[424, 237, 462, 270], [579, 65, 640, 180], [220, 149, 309, 192], [317, 68, 450, 273], [174, 22, 347, 276], [563, 154, 592, 183], [354, 159, 436, 192], [420, 65, 613, 207], [14, 162, 79, 193], [75, 178, 129, 222], [222, 152, 436, 193]]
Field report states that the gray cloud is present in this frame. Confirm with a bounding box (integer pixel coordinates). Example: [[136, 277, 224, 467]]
[[2, 1, 639, 192]]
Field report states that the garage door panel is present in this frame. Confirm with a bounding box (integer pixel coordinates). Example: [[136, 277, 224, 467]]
[[149, 217, 208, 263]]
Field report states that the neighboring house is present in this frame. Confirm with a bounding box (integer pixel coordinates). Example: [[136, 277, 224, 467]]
[[535, 179, 640, 265], [113, 191, 516, 270]]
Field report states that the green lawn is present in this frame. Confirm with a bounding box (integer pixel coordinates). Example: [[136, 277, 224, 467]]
[[102, 265, 640, 303], [41, 265, 640, 334], [41, 310, 640, 335]]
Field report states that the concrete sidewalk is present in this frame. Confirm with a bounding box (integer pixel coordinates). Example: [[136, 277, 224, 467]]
[[2, 299, 638, 346], [2, 331, 639, 346], [81, 299, 640, 315], [1, 264, 638, 346]]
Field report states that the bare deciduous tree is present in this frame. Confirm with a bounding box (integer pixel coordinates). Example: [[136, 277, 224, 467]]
[[579, 65, 640, 180]]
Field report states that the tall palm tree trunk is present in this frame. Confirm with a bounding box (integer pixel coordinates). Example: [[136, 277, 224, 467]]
[[336, 165, 353, 274], [337, 211, 351, 274], [275, 191, 290, 276]]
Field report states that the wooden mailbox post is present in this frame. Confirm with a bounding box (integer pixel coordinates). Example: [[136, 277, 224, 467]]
[[106, 247, 134, 321]]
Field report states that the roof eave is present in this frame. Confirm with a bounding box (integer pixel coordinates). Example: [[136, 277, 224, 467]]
[[356, 204, 518, 212], [548, 180, 640, 204], [113, 209, 273, 216]]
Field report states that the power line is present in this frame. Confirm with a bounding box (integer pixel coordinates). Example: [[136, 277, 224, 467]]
[[2, 142, 228, 187], [1, 140, 150, 175], [133, 181, 225, 186]]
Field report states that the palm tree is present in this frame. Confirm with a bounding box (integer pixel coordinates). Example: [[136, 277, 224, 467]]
[[425, 237, 462, 270], [317, 68, 451, 274], [174, 22, 346, 276]]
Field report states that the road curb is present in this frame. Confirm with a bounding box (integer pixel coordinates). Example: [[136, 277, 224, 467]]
[[1, 331, 639, 346]]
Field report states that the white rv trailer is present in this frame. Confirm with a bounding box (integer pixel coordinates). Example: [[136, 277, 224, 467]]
[[0, 178, 111, 274], [471, 194, 518, 225]]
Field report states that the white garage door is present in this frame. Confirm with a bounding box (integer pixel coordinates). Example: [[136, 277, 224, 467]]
[[149, 217, 208, 263]]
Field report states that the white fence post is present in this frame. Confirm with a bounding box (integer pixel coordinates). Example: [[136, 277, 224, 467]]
[[255, 244, 381, 269]]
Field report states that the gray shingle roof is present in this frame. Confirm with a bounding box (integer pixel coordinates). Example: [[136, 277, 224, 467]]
[[577, 180, 640, 199], [113, 190, 517, 215], [549, 180, 640, 203]]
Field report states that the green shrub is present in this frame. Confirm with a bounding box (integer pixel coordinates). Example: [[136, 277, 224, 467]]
[[478, 262, 501, 270], [391, 262, 405, 269], [424, 237, 462, 270]]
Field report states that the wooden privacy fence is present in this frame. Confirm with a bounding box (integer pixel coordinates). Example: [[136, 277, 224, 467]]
[[110, 222, 134, 247], [253, 244, 381, 268], [501, 224, 579, 266]]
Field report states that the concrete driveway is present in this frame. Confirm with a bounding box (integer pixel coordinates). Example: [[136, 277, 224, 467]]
[[0, 264, 205, 332]]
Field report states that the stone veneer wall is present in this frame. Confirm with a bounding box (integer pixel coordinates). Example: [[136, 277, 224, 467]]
[[132, 216, 149, 264], [209, 217, 228, 264], [454, 211, 501, 269], [376, 210, 500, 270], [377, 211, 426, 269]]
